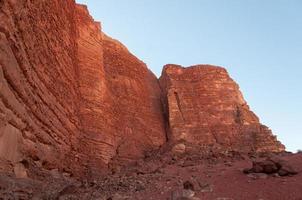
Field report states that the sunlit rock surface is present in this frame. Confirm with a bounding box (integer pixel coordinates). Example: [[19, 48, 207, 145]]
[[0, 0, 284, 178], [159, 64, 285, 153]]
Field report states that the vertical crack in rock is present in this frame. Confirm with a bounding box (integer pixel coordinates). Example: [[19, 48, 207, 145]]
[[235, 105, 243, 124], [157, 79, 170, 142], [174, 91, 185, 122]]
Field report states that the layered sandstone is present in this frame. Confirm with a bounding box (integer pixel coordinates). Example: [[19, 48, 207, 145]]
[[102, 33, 166, 165], [0, 0, 284, 178], [159, 64, 285, 153], [0, 0, 166, 177], [0, 0, 81, 176]]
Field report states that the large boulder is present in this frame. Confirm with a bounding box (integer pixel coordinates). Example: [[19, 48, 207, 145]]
[[244, 157, 298, 176]]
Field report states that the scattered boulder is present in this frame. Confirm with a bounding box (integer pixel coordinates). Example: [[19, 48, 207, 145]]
[[243, 157, 298, 177], [171, 189, 199, 200], [171, 180, 201, 200], [258, 160, 278, 174], [278, 164, 298, 176]]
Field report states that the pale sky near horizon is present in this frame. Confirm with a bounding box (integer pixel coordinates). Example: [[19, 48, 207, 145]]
[[76, 0, 302, 152]]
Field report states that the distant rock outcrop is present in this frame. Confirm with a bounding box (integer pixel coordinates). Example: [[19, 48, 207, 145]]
[[159, 64, 285, 153], [0, 0, 284, 177]]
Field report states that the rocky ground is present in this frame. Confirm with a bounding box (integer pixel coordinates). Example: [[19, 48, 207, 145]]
[[0, 151, 301, 200]]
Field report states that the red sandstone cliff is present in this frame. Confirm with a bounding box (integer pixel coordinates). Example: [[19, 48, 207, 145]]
[[0, 0, 284, 178], [102, 33, 166, 165], [0, 0, 81, 176], [159, 64, 285, 153], [0, 1, 166, 177]]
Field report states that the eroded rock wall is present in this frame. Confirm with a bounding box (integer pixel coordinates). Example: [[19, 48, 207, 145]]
[[0, 0, 81, 175], [75, 4, 110, 175], [159, 64, 285, 153], [0, 0, 285, 178], [0, 0, 167, 176], [102, 34, 166, 165]]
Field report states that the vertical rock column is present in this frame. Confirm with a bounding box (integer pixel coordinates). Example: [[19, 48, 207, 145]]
[[102, 34, 167, 164], [75, 5, 115, 174]]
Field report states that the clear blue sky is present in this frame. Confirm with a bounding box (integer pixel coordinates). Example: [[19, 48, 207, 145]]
[[76, 0, 302, 152]]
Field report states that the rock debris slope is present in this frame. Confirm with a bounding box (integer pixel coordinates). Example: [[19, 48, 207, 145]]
[[0, 0, 284, 177]]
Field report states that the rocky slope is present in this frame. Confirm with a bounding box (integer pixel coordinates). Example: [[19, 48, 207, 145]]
[[1, 152, 301, 199], [0, 0, 284, 181]]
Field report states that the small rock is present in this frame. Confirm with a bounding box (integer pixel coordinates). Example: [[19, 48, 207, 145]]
[[182, 189, 195, 198], [34, 160, 42, 168], [200, 184, 213, 193], [171, 189, 197, 200], [135, 184, 145, 191], [247, 173, 257, 179], [50, 169, 61, 179], [256, 173, 268, 179], [62, 172, 71, 177], [183, 181, 194, 191], [272, 173, 280, 177], [13, 163, 28, 178], [243, 168, 252, 174], [247, 172, 268, 179], [109, 193, 130, 200], [224, 161, 232, 167], [172, 143, 186, 154]]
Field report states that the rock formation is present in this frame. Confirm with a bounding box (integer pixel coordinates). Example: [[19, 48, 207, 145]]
[[0, 0, 284, 178], [0, 0, 82, 177], [75, 5, 166, 175], [159, 64, 285, 153]]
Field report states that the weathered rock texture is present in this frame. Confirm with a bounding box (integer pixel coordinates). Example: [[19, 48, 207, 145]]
[[0, 0, 81, 176], [159, 64, 285, 153], [0, 0, 166, 177], [0, 0, 284, 177], [102, 34, 166, 165]]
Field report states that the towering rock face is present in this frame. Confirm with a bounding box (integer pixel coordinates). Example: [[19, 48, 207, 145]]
[[0, 0, 166, 176], [159, 64, 285, 153], [75, 4, 110, 173], [0, 0, 81, 175], [0, 0, 284, 178], [102, 34, 166, 165]]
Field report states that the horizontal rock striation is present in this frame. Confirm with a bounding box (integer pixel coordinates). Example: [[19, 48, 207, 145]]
[[0, 0, 166, 176], [0, 0, 284, 177], [159, 64, 285, 153], [102, 33, 166, 166], [0, 0, 81, 176]]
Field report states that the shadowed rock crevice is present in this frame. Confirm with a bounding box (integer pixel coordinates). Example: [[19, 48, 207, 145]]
[[174, 91, 186, 122]]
